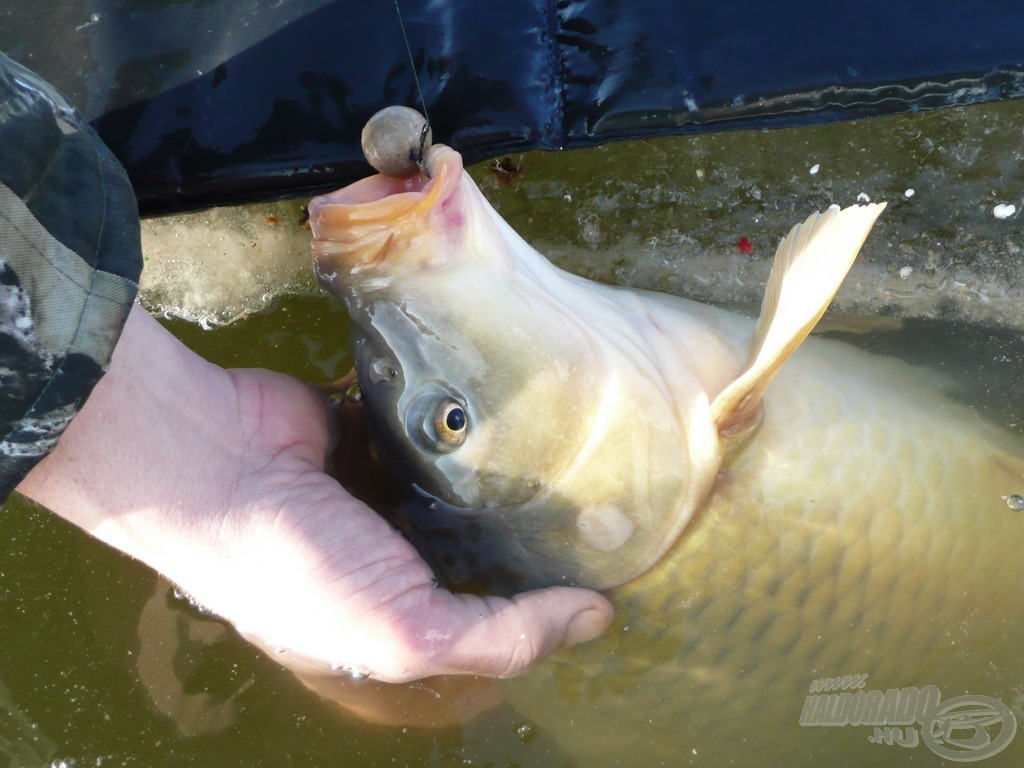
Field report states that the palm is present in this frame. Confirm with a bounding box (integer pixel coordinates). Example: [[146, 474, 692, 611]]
[[211, 367, 611, 683], [19, 308, 611, 686]]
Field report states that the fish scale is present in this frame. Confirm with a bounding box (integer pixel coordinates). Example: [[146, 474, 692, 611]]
[[501, 334, 1024, 764], [310, 136, 1024, 766]]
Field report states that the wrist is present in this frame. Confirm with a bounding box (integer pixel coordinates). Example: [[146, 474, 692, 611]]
[[16, 304, 243, 569]]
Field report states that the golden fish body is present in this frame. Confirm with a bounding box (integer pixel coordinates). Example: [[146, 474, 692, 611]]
[[506, 331, 1024, 764], [309, 140, 1024, 765]]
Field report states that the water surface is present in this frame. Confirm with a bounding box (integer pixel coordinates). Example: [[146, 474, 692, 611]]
[[4, 102, 1024, 766]]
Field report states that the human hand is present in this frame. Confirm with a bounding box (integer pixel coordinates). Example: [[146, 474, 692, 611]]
[[17, 305, 613, 684], [202, 365, 613, 683]]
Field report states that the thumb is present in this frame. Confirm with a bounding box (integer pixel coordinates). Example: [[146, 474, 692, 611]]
[[425, 587, 614, 679]]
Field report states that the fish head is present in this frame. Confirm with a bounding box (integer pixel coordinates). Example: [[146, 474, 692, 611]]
[[311, 146, 610, 507], [309, 145, 714, 591]]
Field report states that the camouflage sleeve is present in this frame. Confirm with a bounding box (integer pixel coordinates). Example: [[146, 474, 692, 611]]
[[0, 53, 142, 502]]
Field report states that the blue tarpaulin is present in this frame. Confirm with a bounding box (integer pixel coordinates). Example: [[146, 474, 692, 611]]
[[3, 0, 1023, 213]]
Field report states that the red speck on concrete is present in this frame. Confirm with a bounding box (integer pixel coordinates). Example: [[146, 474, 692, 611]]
[[737, 237, 753, 254]]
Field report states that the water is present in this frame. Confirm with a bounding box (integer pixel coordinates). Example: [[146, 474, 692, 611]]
[[5, 100, 1024, 766], [4, 310, 1024, 766], [0, 488, 564, 766]]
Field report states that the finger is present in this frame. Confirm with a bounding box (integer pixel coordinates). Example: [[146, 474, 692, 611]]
[[415, 587, 614, 680]]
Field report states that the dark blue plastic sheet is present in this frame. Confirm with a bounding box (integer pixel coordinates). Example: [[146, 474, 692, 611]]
[[2, 0, 1024, 214]]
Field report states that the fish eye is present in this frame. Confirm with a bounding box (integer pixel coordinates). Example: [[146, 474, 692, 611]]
[[406, 391, 469, 454], [434, 399, 468, 448]]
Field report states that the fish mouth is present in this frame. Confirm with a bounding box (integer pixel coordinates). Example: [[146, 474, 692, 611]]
[[308, 144, 462, 242]]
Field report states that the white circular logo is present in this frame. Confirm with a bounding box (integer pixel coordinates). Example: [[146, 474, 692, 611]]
[[921, 695, 1017, 762]]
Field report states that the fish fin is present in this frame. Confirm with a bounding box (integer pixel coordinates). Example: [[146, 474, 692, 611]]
[[710, 203, 886, 443]]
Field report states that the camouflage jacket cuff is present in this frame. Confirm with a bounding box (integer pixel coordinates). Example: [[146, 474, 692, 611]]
[[0, 53, 142, 502]]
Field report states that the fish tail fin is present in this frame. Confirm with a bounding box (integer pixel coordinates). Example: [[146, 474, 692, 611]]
[[710, 203, 886, 443]]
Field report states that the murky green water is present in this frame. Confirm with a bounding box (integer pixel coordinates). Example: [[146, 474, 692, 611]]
[[5, 101, 1024, 767]]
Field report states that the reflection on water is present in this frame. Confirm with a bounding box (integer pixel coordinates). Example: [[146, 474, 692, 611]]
[[0, 498, 570, 767]]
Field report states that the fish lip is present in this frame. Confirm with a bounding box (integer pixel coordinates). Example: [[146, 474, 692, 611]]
[[308, 144, 463, 239]]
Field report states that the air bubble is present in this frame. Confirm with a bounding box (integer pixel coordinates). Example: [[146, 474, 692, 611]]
[[345, 383, 363, 403], [579, 213, 602, 247], [170, 585, 217, 616], [516, 723, 537, 743], [1004, 494, 1024, 511], [330, 662, 370, 679]]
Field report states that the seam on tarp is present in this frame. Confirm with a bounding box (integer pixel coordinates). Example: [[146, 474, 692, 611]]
[[543, 0, 565, 149]]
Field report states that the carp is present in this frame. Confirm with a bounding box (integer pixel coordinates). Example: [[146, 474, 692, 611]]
[[308, 137, 1024, 765]]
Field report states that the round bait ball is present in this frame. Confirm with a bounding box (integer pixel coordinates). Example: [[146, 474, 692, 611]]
[[361, 106, 432, 177]]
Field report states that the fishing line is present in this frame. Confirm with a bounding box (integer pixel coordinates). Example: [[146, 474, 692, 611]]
[[393, 0, 432, 165]]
